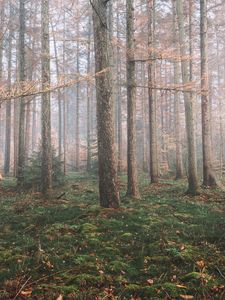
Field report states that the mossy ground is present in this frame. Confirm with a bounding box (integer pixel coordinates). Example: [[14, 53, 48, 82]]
[[0, 173, 225, 299]]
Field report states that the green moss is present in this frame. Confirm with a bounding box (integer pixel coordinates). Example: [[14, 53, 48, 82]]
[[73, 274, 102, 286], [120, 232, 133, 241], [1, 172, 225, 299], [80, 223, 98, 235]]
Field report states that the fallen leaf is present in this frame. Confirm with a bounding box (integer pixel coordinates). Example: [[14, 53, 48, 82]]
[[176, 284, 187, 289], [180, 244, 185, 251], [56, 295, 63, 300], [146, 279, 154, 285], [196, 260, 205, 270], [180, 295, 194, 300], [20, 288, 33, 297]]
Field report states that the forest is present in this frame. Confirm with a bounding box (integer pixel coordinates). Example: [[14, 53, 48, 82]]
[[0, 0, 225, 299]]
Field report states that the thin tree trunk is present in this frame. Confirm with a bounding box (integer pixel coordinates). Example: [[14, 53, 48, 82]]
[[176, 0, 199, 195], [116, 1, 123, 173], [32, 99, 37, 152], [4, 2, 12, 175], [148, 0, 159, 183], [172, 0, 183, 179], [216, 31, 223, 177], [17, 0, 26, 187], [126, 0, 140, 198], [200, 0, 217, 187], [51, 20, 62, 159], [75, 4, 80, 171], [41, 0, 52, 195], [86, 15, 92, 172]]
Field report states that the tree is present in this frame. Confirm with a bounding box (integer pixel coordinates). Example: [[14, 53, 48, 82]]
[[200, 0, 217, 187], [91, 0, 120, 208], [126, 0, 140, 198], [176, 0, 199, 195], [148, 0, 159, 183], [41, 0, 52, 195], [17, 0, 26, 187], [4, 1, 12, 175], [172, 0, 183, 179]]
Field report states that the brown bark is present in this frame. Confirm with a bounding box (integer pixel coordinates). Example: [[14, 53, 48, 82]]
[[172, 0, 183, 179], [176, 0, 199, 195], [17, 0, 26, 187], [126, 0, 140, 198], [200, 0, 217, 187], [148, 0, 159, 183], [75, 15, 80, 171], [87, 15, 92, 172], [4, 2, 12, 175], [41, 0, 52, 195], [92, 0, 120, 208]]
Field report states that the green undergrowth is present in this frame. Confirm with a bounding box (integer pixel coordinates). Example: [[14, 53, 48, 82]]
[[0, 173, 225, 299]]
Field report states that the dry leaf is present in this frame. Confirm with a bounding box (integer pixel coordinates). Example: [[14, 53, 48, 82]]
[[147, 279, 154, 285], [20, 288, 33, 297], [180, 244, 185, 251], [56, 295, 63, 300], [180, 295, 194, 300], [196, 260, 205, 270], [176, 284, 187, 289]]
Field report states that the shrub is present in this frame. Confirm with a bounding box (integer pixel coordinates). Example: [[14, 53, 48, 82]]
[[23, 150, 65, 190]]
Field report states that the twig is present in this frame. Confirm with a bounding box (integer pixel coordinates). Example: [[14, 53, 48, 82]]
[[13, 276, 32, 300], [216, 266, 225, 280], [57, 192, 66, 199], [26, 267, 76, 288]]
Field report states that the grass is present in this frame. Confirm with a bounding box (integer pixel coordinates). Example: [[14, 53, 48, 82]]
[[0, 173, 225, 299]]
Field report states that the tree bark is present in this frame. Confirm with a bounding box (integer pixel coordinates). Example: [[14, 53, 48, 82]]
[[17, 0, 26, 187], [176, 0, 199, 195], [41, 0, 52, 195], [200, 0, 217, 187], [148, 0, 159, 183], [86, 15, 92, 172], [172, 0, 183, 179], [4, 2, 12, 175], [92, 0, 120, 208], [75, 13, 80, 171], [126, 0, 140, 198]]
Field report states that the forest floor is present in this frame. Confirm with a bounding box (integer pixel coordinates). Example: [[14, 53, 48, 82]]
[[0, 173, 225, 300]]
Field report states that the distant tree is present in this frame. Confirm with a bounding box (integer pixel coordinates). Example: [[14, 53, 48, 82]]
[[91, 0, 120, 208]]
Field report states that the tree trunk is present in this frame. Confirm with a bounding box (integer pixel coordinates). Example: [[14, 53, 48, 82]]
[[17, 0, 26, 187], [126, 0, 140, 198], [75, 16, 80, 171], [4, 2, 12, 176], [200, 0, 217, 187], [51, 20, 62, 159], [172, 0, 183, 179], [176, 0, 199, 195], [92, 0, 120, 208], [86, 15, 92, 172], [116, 1, 123, 173], [41, 0, 52, 195], [148, 0, 159, 183]]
